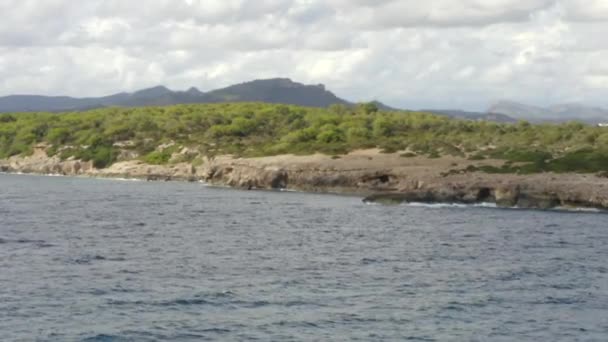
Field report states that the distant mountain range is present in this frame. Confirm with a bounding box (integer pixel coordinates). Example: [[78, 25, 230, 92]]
[[420, 109, 518, 123], [0, 78, 353, 113], [487, 101, 608, 124], [1, 78, 606, 124], [424, 102, 608, 124]]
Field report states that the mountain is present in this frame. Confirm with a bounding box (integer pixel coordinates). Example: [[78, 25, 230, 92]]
[[8, 79, 603, 124], [0, 95, 103, 113], [368, 100, 399, 112], [203, 78, 350, 107], [488, 100, 608, 124], [0, 78, 356, 113], [423, 109, 517, 123]]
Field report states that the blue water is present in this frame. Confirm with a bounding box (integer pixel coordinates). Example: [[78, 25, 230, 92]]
[[1, 173, 607, 341]]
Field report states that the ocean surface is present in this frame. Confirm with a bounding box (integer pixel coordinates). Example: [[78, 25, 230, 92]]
[[1, 173, 607, 341]]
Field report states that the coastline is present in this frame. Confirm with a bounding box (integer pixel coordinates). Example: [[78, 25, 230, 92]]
[[2, 148, 608, 211]]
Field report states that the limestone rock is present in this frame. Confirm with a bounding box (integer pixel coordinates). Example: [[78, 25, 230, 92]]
[[495, 185, 520, 207], [2, 148, 608, 211]]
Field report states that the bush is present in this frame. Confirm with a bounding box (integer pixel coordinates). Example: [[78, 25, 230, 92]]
[[91, 146, 116, 168], [428, 151, 441, 158], [47, 127, 71, 145], [317, 130, 343, 143], [0, 114, 16, 123], [400, 152, 417, 158], [73, 145, 117, 169], [142, 150, 172, 165], [0, 102, 607, 174], [489, 148, 552, 163], [468, 154, 486, 160], [546, 149, 608, 173]]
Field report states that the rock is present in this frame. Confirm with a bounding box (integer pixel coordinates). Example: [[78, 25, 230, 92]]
[[363, 193, 414, 205], [495, 185, 520, 207], [359, 173, 394, 188], [459, 186, 480, 203], [2, 148, 608, 211], [432, 186, 460, 203], [363, 191, 443, 205], [146, 174, 159, 181], [516, 192, 560, 209], [268, 169, 288, 189]]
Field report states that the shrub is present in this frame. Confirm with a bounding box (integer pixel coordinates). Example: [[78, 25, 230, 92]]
[[91, 146, 116, 168], [142, 150, 172, 165], [428, 151, 441, 158], [468, 154, 486, 160], [400, 152, 417, 158], [0, 102, 607, 174], [73, 145, 117, 169], [546, 149, 608, 173]]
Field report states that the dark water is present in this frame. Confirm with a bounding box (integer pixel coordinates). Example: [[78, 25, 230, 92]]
[[1, 174, 607, 341]]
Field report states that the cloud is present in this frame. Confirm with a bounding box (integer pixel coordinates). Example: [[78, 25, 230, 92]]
[[562, 0, 608, 21], [0, 0, 607, 111], [334, 0, 556, 28]]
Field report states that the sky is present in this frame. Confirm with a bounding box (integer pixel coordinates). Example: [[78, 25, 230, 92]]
[[0, 0, 607, 111]]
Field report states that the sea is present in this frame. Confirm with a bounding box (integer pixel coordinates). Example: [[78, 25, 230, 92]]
[[1, 173, 607, 341]]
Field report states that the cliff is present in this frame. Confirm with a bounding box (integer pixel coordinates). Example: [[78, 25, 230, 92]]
[[2, 148, 607, 211]]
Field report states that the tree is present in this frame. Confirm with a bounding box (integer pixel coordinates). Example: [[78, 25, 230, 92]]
[[358, 102, 379, 114], [329, 104, 349, 115]]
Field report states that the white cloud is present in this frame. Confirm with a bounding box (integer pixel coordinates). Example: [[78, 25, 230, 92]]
[[0, 0, 607, 111], [335, 0, 555, 28], [562, 0, 608, 21]]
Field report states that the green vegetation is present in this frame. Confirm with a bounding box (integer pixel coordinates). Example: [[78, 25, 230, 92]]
[[141, 145, 180, 165], [1, 102, 608, 173]]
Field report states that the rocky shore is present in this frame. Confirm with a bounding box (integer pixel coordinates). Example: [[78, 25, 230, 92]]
[[2, 147, 607, 210]]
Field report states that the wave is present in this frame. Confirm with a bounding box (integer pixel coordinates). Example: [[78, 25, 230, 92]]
[[405, 202, 498, 209], [363, 201, 496, 209], [553, 206, 602, 213], [81, 334, 124, 342], [408, 202, 605, 213], [0, 238, 55, 248], [367, 200, 605, 213], [102, 177, 143, 182]]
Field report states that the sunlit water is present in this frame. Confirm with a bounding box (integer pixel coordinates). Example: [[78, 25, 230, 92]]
[[1, 173, 607, 341]]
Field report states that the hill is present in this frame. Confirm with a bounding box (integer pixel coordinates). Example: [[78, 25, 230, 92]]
[[203, 78, 350, 107], [0, 78, 368, 113], [422, 109, 517, 123], [2, 102, 608, 175], [3, 80, 606, 125], [2, 102, 608, 210], [488, 100, 608, 124]]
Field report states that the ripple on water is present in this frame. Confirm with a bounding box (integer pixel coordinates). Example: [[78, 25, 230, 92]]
[[70, 255, 107, 265], [0, 238, 56, 248], [81, 334, 129, 342], [1, 173, 608, 341]]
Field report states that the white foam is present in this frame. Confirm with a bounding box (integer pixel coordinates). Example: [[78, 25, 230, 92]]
[[402, 202, 603, 213], [105, 177, 143, 182], [405, 202, 497, 209], [554, 206, 602, 213]]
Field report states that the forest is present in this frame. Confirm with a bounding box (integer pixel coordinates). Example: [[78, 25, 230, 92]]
[[1, 102, 608, 173]]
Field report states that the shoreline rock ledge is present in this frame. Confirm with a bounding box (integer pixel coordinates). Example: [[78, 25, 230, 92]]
[[1, 149, 607, 211], [362, 185, 578, 210]]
